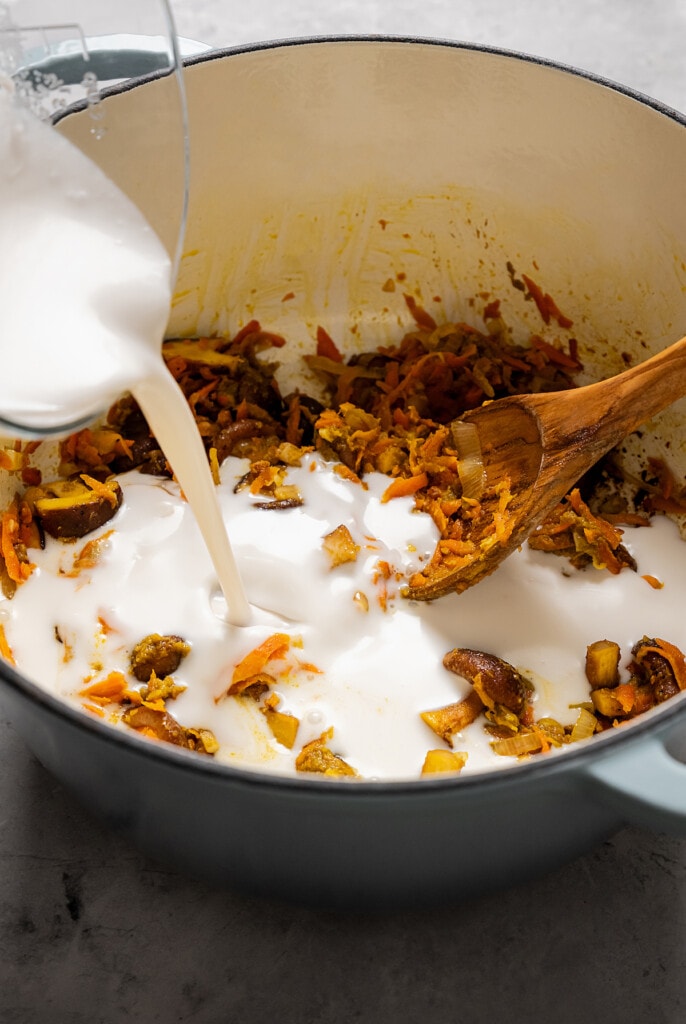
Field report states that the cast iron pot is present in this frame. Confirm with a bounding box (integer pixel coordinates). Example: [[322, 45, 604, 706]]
[[4, 38, 686, 909]]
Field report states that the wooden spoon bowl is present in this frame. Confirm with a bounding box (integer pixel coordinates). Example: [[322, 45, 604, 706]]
[[406, 334, 686, 599]]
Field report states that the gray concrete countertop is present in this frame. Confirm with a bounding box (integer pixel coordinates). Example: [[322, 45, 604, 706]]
[[2, 2, 686, 1022]]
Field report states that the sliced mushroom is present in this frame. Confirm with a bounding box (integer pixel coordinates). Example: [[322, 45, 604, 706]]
[[122, 705, 217, 755], [129, 633, 191, 683], [631, 637, 686, 702], [443, 648, 529, 714], [24, 475, 122, 539]]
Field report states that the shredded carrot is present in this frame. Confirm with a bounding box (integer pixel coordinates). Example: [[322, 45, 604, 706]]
[[231, 633, 292, 687], [519, 702, 535, 728], [614, 684, 637, 714], [605, 512, 651, 527], [97, 615, 117, 636], [642, 574, 664, 590], [82, 703, 106, 718], [234, 399, 250, 421], [297, 660, 324, 674], [231, 320, 260, 344], [188, 379, 217, 410], [1, 499, 34, 583], [647, 456, 674, 499], [165, 355, 187, 379], [374, 560, 393, 581], [522, 274, 573, 329], [79, 475, 120, 507], [17, 501, 41, 549], [381, 472, 429, 503], [531, 724, 551, 754], [403, 294, 437, 331], [529, 335, 579, 368], [438, 538, 474, 555], [383, 360, 400, 390], [642, 638, 686, 691], [249, 464, 280, 495], [285, 394, 303, 446], [334, 464, 364, 486], [645, 494, 686, 514], [67, 531, 114, 575], [0, 624, 15, 665], [80, 671, 140, 705], [642, 457, 686, 513], [209, 447, 221, 486], [316, 326, 343, 363]]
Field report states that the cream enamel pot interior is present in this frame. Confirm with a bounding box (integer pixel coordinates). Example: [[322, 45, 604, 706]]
[[3, 38, 686, 907]]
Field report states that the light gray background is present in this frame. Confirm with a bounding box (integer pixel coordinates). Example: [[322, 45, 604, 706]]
[[2, 2, 686, 1022]]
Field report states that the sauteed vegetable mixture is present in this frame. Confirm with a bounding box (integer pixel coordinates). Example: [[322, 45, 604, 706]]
[[1, 286, 685, 776]]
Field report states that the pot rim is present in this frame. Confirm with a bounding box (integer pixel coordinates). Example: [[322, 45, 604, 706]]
[[186, 33, 686, 127], [2, 642, 685, 796], [5, 33, 686, 798]]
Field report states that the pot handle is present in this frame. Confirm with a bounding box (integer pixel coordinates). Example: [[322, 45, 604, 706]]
[[585, 736, 686, 835]]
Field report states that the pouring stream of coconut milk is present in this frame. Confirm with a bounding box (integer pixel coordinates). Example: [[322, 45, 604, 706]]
[[0, 84, 251, 625]]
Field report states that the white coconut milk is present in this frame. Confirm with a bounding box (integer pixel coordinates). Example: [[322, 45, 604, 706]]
[[4, 452, 686, 779], [0, 86, 249, 624]]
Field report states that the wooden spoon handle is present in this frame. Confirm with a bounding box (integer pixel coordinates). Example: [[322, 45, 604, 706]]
[[530, 334, 686, 486], [567, 333, 686, 437]]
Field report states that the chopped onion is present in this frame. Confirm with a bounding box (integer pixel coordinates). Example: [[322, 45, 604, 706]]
[[451, 420, 486, 500], [490, 731, 542, 757], [570, 707, 597, 742]]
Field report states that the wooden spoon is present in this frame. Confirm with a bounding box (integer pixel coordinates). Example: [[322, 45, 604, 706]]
[[406, 335, 686, 600]]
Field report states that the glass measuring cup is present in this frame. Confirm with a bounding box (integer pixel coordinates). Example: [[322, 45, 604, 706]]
[[0, 0, 189, 437]]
